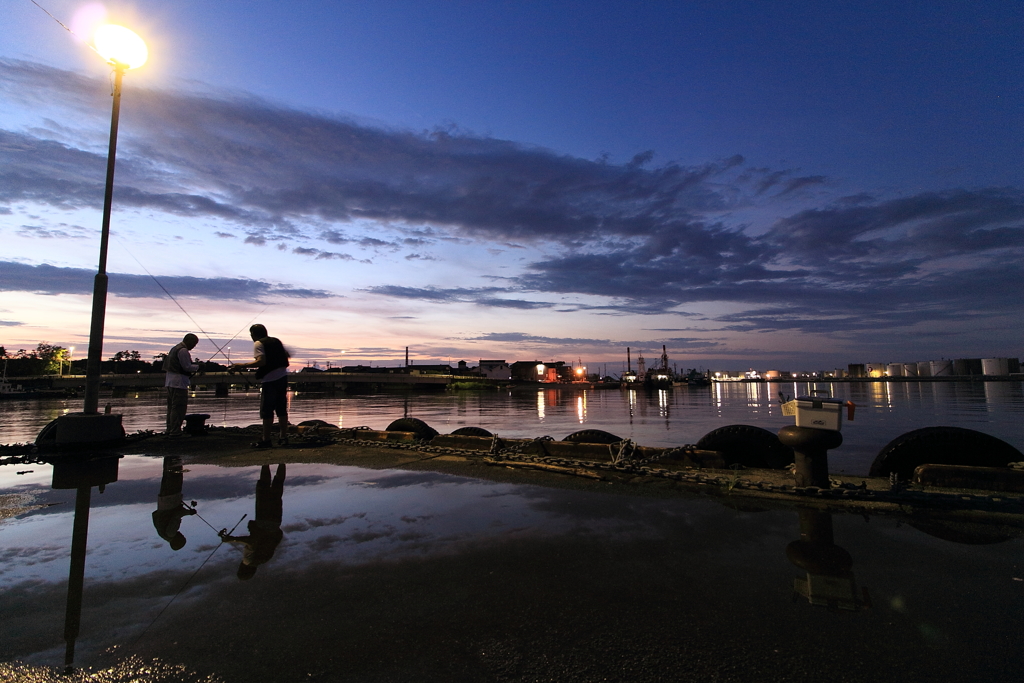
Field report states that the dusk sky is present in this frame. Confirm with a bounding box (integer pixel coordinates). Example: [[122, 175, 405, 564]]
[[2, 0, 1022, 372]]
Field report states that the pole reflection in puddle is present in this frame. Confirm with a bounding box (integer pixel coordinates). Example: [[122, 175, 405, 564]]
[[49, 453, 121, 672]]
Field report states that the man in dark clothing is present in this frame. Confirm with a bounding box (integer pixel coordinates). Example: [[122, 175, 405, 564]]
[[219, 463, 286, 580], [163, 333, 200, 436], [230, 324, 290, 447]]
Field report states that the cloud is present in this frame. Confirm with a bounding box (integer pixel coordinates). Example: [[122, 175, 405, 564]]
[[0, 59, 776, 250], [513, 189, 1024, 330], [16, 223, 92, 239], [0, 320, 22, 326], [460, 332, 719, 351], [0, 261, 331, 301], [363, 284, 549, 309], [1, 59, 1022, 338]]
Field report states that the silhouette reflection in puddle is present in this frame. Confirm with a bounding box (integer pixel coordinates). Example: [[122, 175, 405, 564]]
[[220, 463, 286, 580], [151, 455, 197, 550]]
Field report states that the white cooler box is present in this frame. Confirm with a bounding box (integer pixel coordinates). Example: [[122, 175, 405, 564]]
[[794, 396, 845, 431]]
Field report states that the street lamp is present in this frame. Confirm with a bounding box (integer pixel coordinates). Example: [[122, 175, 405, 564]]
[[45, 25, 148, 448], [82, 25, 147, 416]]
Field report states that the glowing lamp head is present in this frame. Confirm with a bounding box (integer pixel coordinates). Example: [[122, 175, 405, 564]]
[[94, 24, 148, 69]]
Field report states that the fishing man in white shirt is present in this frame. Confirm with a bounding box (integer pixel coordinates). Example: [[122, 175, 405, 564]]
[[163, 333, 200, 437]]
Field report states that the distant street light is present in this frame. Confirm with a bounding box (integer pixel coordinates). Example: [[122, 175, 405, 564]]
[[82, 25, 148, 415]]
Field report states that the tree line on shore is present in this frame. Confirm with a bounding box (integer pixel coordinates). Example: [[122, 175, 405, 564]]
[[0, 343, 226, 376]]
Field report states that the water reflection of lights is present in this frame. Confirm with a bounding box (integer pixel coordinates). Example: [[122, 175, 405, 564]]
[[577, 394, 587, 423], [657, 389, 669, 417], [745, 381, 761, 406], [713, 381, 724, 409], [537, 391, 546, 420]]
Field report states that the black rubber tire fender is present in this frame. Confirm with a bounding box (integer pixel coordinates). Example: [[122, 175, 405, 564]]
[[450, 426, 493, 437], [908, 520, 1021, 545], [696, 424, 794, 469], [868, 426, 1023, 479], [385, 417, 439, 441], [35, 418, 59, 445], [562, 429, 623, 444], [298, 419, 333, 428]]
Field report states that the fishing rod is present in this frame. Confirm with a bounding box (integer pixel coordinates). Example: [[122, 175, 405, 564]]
[[182, 500, 221, 534], [132, 510, 247, 646], [212, 311, 269, 366], [220, 513, 248, 537], [112, 234, 268, 363]]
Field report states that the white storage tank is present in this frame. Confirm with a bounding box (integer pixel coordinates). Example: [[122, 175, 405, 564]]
[[930, 359, 953, 376], [865, 363, 886, 378], [903, 363, 919, 377], [917, 361, 932, 377], [887, 363, 904, 377], [982, 358, 1010, 376]]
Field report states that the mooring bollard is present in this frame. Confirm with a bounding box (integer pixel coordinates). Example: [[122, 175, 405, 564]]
[[778, 425, 842, 488], [183, 413, 211, 436]]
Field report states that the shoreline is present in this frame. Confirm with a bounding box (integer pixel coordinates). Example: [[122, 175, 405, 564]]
[[6, 426, 1020, 535]]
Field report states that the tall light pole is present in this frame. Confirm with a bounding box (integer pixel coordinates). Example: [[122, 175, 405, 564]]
[[47, 26, 148, 448], [82, 25, 148, 415]]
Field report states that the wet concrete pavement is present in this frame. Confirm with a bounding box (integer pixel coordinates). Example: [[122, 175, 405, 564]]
[[1, 432, 1022, 682]]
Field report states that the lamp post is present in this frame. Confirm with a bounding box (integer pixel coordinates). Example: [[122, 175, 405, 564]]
[[45, 26, 147, 449], [82, 25, 148, 415]]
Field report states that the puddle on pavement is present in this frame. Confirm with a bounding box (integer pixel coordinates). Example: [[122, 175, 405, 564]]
[[1, 454, 1021, 682]]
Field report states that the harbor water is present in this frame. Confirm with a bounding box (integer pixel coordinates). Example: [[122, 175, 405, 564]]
[[1, 381, 1023, 680], [1, 455, 1021, 681], [3, 380, 1023, 476]]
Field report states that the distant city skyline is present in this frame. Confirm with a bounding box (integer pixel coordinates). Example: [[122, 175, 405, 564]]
[[2, 1, 1022, 369]]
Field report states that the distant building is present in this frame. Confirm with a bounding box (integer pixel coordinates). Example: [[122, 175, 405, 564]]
[[405, 364, 455, 375], [510, 360, 568, 382], [341, 365, 389, 374], [478, 360, 511, 380], [953, 358, 983, 376], [982, 358, 1020, 375], [864, 363, 886, 378]]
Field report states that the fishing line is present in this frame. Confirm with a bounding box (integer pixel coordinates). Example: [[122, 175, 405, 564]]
[[113, 235, 227, 359], [111, 234, 268, 363], [183, 500, 219, 533], [132, 512, 247, 646], [29, 1, 108, 60], [220, 309, 271, 363]]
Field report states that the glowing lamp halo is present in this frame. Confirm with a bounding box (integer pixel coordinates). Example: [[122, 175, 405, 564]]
[[94, 24, 148, 69]]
